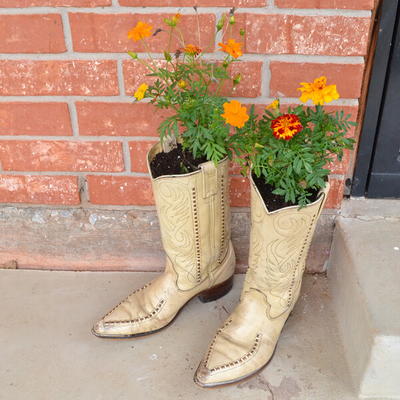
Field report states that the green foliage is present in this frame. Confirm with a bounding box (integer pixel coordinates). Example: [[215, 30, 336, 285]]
[[146, 59, 233, 164], [231, 105, 356, 207]]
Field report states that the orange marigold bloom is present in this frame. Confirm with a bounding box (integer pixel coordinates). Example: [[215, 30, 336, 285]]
[[271, 114, 303, 141], [218, 39, 242, 59], [128, 21, 153, 42], [221, 100, 249, 128], [183, 44, 202, 56], [297, 76, 339, 105]]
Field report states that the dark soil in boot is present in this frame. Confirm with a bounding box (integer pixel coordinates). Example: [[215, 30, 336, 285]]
[[252, 174, 320, 212], [150, 144, 208, 178]]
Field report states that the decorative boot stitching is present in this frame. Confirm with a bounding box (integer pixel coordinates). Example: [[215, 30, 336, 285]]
[[205, 319, 233, 367], [287, 213, 316, 307], [104, 298, 165, 325], [217, 174, 226, 265], [209, 333, 262, 373], [191, 187, 202, 283], [103, 282, 152, 319]]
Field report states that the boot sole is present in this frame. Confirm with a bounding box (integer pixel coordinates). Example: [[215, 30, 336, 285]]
[[92, 275, 234, 339]]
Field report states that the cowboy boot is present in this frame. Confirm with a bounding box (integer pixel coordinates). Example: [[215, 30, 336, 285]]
[[194, 177, 329, 386], [92, 142, 235, 338]]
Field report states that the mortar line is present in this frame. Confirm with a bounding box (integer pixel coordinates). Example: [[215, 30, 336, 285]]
[[0, 170, 151, 177], [0, 136, 160, 141], [0, 7, 372, 17], [116, 59, 125, 96], [0, 96, 360, 106], [121, 140, 132, 173], [60, 10, 73, 53], [67, 100, 80, 137], [261, 58, 270, 98], [0, 52, 366, 64]]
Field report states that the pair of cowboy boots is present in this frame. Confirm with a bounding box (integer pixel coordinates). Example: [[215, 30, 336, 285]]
[[92, 143, 329, 387]]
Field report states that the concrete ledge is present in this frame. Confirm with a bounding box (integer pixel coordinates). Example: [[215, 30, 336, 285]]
[[0, 206, 335, 273], [328, 217, 400, 399]]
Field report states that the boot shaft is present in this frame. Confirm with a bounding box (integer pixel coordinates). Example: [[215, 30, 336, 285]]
[[244, 177, 329, 318], [147, 143, 231, 291]]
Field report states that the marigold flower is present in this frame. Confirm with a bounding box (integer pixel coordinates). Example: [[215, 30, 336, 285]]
[[221, 100, 249, 128], [128, 21, 153, 42], [297, 76, 339, 105], [266, 100, 279, 110], [183, 44, 202, 56], [271, 114, 303, 141], [134, 83, 148, 100], [218, 39, 242, 59]]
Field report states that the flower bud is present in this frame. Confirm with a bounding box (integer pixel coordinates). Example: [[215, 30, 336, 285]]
[[216, 15, 226, 31], [239, 28, 245, 36], [128, 51, 138, 59], [229, 15, 235, 25], [164, 51, 172, 62], [222, 61, 229, 68], [233, 73, 242, 85]]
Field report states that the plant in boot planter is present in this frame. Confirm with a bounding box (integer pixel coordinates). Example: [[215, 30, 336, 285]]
[[93, 11, 247, 338], [195, 77, 355, 386]]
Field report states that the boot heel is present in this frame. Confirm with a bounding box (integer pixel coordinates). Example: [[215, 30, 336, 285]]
[[198, 276, 234, 303]]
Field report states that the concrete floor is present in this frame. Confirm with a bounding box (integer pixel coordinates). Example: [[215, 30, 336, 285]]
[[0, 270, 356, 400]]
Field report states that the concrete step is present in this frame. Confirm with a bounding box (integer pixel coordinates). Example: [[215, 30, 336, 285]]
[[328, 208, 400, 399], [0, 270, 356, 400]]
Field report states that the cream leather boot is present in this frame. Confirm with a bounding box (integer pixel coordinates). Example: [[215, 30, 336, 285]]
[[92, 143, 236, 338], [195, 177, 329, 386]]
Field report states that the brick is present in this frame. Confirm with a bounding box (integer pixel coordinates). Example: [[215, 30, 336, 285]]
[[76, 102, 172, 137], [270, 62, 365, 99], [129, 140, 157, 173], [328, 150, 351, 175], [325, 177, 345, 209], [123, 60, 262, 98], [0, 60, 118, 96], [230, 176, 250, 207], [275, 0, 374, 9], [0, 0, 110, 6], [0, 103, 72, 136], [0, 175, 79, 205], [120, 0, 265, 6], [0, 15, 66, 54], [0, 141, 124, 172], [229, 14, 370, 56], [88, 176, 154, 205], [70, 13, 215, 53]]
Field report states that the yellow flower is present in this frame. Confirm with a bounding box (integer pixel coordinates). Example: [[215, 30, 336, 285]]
[[221, 100, 249, 128], [297, 76, 340, 105], [218, 39, 243, 59], [266, 99, 279, 110], [178, 80, 187, 88], [134, 83, 148, 100], [128, 21, 153, 42]]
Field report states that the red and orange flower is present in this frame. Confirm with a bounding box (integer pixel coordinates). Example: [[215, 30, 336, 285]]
[[271, 114, 303, 141], [183, 44, 202, 56]]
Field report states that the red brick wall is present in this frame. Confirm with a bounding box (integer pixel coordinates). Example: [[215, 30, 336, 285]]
[[0, 0, 374, 209]]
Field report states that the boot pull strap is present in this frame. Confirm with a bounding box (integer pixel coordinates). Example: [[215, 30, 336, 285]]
[[201, 162, 218, 199]]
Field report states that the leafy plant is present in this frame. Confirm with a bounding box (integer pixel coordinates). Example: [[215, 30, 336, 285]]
[[127, 10, 246, 164], [231, 78, 356, 207]]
